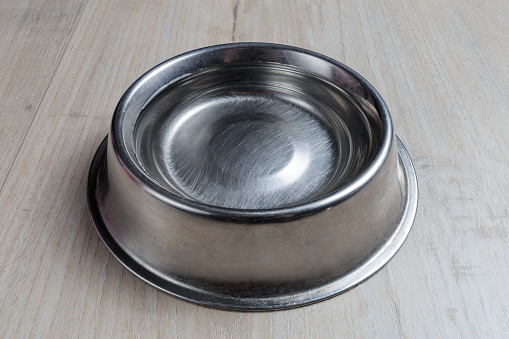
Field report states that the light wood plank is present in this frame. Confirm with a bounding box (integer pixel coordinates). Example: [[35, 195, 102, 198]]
[[0, 0, 508, 337], [0, 0, 88, 190]]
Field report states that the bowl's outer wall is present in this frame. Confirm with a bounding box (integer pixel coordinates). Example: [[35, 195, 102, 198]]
[[98, 43, 404, 297], [99, 134, 401, 288]]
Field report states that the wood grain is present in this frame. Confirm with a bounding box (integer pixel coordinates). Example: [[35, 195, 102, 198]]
[[1, 0, 508, 337], [0, 0, 88, 190]]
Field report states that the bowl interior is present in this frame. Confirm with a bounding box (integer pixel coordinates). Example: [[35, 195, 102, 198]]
[[131, 62, 382, 209]]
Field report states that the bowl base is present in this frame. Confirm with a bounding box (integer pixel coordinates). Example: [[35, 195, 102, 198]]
[[87, 135, 418, 311]]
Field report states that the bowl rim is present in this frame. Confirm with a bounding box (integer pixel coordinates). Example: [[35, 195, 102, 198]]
[[110, 42, 393, 222]]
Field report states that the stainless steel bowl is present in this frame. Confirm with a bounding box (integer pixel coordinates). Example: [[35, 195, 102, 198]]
[[88, 43, 418, 310]]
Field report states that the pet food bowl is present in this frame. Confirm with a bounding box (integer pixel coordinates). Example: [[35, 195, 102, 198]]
[[87, 43, 418, 310]]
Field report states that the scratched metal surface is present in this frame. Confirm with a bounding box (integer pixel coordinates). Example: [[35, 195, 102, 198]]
[[134, 62, 379, 209]]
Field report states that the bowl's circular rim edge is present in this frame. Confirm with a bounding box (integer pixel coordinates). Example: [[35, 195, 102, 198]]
[[109, 42, 393, 221]]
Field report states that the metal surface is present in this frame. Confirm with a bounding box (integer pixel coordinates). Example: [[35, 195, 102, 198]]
[[87, 43, 419, 310], [89, 136, 417, 310], [134, 63, 380, 209]]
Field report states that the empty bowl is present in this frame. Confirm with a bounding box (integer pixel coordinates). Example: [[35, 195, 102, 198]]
[[87, 43, 418, 310]]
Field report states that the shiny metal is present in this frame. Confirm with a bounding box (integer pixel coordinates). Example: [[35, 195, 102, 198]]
[[87, 43, 418, 310], [134, 62, 380, 209]]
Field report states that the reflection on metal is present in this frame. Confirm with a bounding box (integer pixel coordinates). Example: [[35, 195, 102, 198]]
[[87, 43, 418, 310]]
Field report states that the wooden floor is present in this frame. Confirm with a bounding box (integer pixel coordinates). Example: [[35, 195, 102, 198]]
[[1, 0, 508, 337]]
